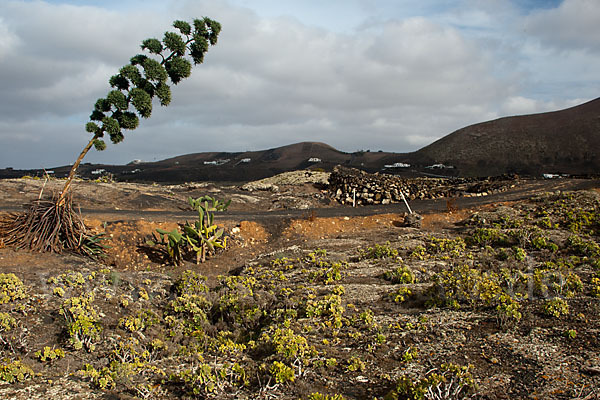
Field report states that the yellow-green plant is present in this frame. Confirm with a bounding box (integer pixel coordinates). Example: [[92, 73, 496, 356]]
[[35, 346, 65, 362], [466, 228, 510, 247], [307, 393, 346, 400], [592, 276, 600, 298], [80, 364, 117, 390], [385, 363, 476, 400], [0, 273, 28, 304], [384, 265, 415, 284], [60, 293, 102, 351], [305, 293, 345, 329], [563, 329, 577, 339], [118, 310, 159, 333], [0, 360, 34, 384], [310, 260, 345, 284], [495, 293, 522, 327], [270, 360, 295, 383], [543, 297, 569, 318], [0, 312, 16, 333], [0, 312, 17, 349], [391, 287, 412, 303], [262, 327, 311, 361], [345, 355, 366, 372], [359, 242, 398, 260], [170, 362, 247, 395]]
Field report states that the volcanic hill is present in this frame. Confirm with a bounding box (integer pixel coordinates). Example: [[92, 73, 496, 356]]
[[412, 97, 600, 176], [1, 97, 599, 181]]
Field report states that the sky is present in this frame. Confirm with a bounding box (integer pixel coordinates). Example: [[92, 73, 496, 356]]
[[0, 0, 598, 169]]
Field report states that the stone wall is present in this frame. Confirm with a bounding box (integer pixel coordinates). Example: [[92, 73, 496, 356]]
[[328, 166, 516, 206]]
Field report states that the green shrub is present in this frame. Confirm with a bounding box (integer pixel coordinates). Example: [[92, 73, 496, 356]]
[[495, 293, 522, 327], [79, 364, 117, 390], [183, 196, 230, 264], [390, 287, 412, 303], [167, 292, 211, 335], [305, 293, 345, 329], [410, 245, 427, 260], [270, 360, 295, 383], [0, 273, 28, 304], [307, 393, 346, 400], [543, 297, 569, 318], [359, 242, 398, 260], [35, 346, 65, 362], [169, 363, 228, 394], [0, 312, 16, 332], [426, 236, 467, 258], [175, 270, 209, 296], [430, 264, 502, 309], [384, 265, 415, 284], [149, 196, 230, 265], [60, 293, 102, 352], [563, 329, 577, 339], [310, 260, 345, 285], [345, 355, 366, 372], [118, 310, 159, 333], [592, 277, 600, 298], [566, 235, 600, 258], [512, 247, 527, 261], [385, 363, 476, 400], [530, 235, 558, 252], [0, 360, 34, 383], [466, 228, 510, 247], [261, 327, 312, 361], [47, 270, 87, 290]]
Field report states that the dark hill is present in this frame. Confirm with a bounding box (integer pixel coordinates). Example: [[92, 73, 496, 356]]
[[99, 142, 404, 183], [2, 98, 599, 182], [412, 97, 600, 176]]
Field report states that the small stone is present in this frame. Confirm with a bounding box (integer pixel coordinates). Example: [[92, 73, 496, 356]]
[[405, 213, 422, 228]]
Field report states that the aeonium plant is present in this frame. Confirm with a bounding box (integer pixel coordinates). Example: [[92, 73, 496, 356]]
[[0, 18, 221, 257]]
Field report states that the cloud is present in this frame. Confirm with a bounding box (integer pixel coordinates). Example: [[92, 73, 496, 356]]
[[0, 0, 595, 169], [523, 0, 600, 53], [501, 96, 587, 116], [166, 6, 507, 148], [0, 17, 20, 58]]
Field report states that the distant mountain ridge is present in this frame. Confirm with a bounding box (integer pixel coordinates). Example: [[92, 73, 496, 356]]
[[413, 97, 600, 176], [1, 98, 599, 181]]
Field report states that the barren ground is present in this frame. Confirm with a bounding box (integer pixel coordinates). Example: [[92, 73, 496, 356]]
[[0, 176, 599, 399]]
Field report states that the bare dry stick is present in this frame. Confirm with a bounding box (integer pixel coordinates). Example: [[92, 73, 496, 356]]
[[57, 135, 99, 206], [38, 170, 50, 200]]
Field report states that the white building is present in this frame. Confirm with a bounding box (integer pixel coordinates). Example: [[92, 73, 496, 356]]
[[204, 159, 230, 166], [426, 163, 454, 169], [384, 162, 410, 168]]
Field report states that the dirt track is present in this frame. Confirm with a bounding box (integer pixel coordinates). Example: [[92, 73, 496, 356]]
[[1, 177, 596, 223]]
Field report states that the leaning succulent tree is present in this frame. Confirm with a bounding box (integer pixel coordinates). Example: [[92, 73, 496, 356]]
[[0, 18, 221, 256]]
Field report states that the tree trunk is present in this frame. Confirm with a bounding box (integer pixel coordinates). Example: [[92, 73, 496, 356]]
[[57, 135, 98, 206]]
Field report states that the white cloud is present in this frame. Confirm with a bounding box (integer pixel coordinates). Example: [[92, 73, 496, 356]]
[[524, 0, 600, 52], [501, 96, 587, 116], [0, 17, 20, 59]]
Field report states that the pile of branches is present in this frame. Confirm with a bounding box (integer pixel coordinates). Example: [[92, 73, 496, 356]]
[[0, 194, 105, 259]]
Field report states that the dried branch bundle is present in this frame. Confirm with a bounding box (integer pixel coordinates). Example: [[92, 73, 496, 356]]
[[0, 194, 104, 258]]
